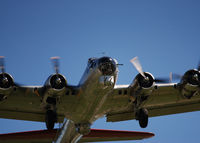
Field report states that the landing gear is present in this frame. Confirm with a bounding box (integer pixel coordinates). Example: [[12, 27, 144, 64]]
[[136, 108, 148, 128], [76, 123, 91, 135], [45, 110, 57, 130]]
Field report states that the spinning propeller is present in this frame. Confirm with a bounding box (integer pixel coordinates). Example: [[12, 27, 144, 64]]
[[130, 57, 169, 83], [50, 56, 64, 88], [168, 60, 200, 82], [130, 57, 146, 79], [51, 56, 60, 74], [0, 56, 5, 74], [0, 56, 9, 85], [0, 56, 15, 88]]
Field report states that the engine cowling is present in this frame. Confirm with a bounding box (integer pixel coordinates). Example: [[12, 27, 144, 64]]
[[49, 74, 67, 89], [181, 69, 200, 85], [0, 73, 14, 89], [0, 73, 14, 101], [180, 69, 200, 98], [133, 72, 155, 89], [45, 74, 67, 96], [130, 72, 155, 100], [131, 72, 155, 89]]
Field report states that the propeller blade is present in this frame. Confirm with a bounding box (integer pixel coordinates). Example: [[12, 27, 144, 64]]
[[0, 56, 5, 73], [172, 73, 182, 80], [197, 60, 200, 71], [130, 57, 146, 78], [155, 72, 182, 83], [51, 56, 60, 74], [154, 78, 169, 83], [169, 72, 172, 83]]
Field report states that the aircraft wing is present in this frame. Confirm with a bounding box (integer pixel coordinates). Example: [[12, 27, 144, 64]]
[[106, 83, 200, 122], [0, 85, 79, 123], [0, 129, 154, 143], [0, 86, 47, 122]]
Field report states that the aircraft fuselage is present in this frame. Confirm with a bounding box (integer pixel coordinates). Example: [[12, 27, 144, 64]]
[[65, 57, 118, 126]]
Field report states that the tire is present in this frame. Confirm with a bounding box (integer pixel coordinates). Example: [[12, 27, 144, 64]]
[[138, 108, 148, 128], [45, 110, 57, 130]]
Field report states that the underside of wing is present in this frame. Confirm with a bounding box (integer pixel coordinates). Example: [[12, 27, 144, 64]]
[[0, 85, 66, 123], [106, 82, 200, 122], [0, 129, 154, 143], [0, 57, 81, 125], [0, 83, 81, 124]]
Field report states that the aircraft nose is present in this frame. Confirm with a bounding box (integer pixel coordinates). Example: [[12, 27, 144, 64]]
[[98, 57, 116, 75]]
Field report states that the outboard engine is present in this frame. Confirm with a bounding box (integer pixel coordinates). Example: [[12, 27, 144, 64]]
[[0, 73, 14, 101], [0, 73, 14, 89], [180, 69, 200, 98]]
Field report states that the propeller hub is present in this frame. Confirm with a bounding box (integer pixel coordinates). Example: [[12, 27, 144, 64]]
[[136, 72, 155, 88], [2, 77, 8, 84], [55, 77, 62, 85], [193, 73, 199, 81], [50, 74, 67, 90], [182, 69, 200, 85]]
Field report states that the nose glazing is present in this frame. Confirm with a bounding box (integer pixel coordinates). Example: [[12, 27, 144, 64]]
[[98, 57, 116, 75]]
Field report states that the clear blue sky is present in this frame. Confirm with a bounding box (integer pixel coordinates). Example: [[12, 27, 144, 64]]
[[0, 0, 200, 142]]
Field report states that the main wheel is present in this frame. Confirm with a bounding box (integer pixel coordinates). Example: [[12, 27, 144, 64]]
[[137, 108, 148, 128], [45, 110, 57, 130]]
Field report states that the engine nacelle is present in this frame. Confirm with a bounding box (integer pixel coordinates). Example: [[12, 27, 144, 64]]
[[0, 73, 15, 101], [0, 73, 14, 89], [180, 69, 200, 98], [45, 74, 67, 96], [130, 72, 155, 99]]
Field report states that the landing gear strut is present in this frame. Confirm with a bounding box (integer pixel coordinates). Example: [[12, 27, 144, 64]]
[[136, 108, 148, 128], [45, 110, 57, 130]]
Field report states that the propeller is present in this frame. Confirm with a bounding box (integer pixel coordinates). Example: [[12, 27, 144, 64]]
[[50, 56, 63, 86], [130, 57, 170, 83], [0, 56, 8, 85], [130, 57, 147, 79], [168, 60, 200, 82], [154, 78, 169, 83], [51, 56, 60, 74], [0, 56, 5, 73], [171, 73, 182, 80], [197, 60, 200, 71], [0, 56, 17, 88]]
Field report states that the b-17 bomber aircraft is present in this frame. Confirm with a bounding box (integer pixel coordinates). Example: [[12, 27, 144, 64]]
[[0, 56, 200, 143]]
